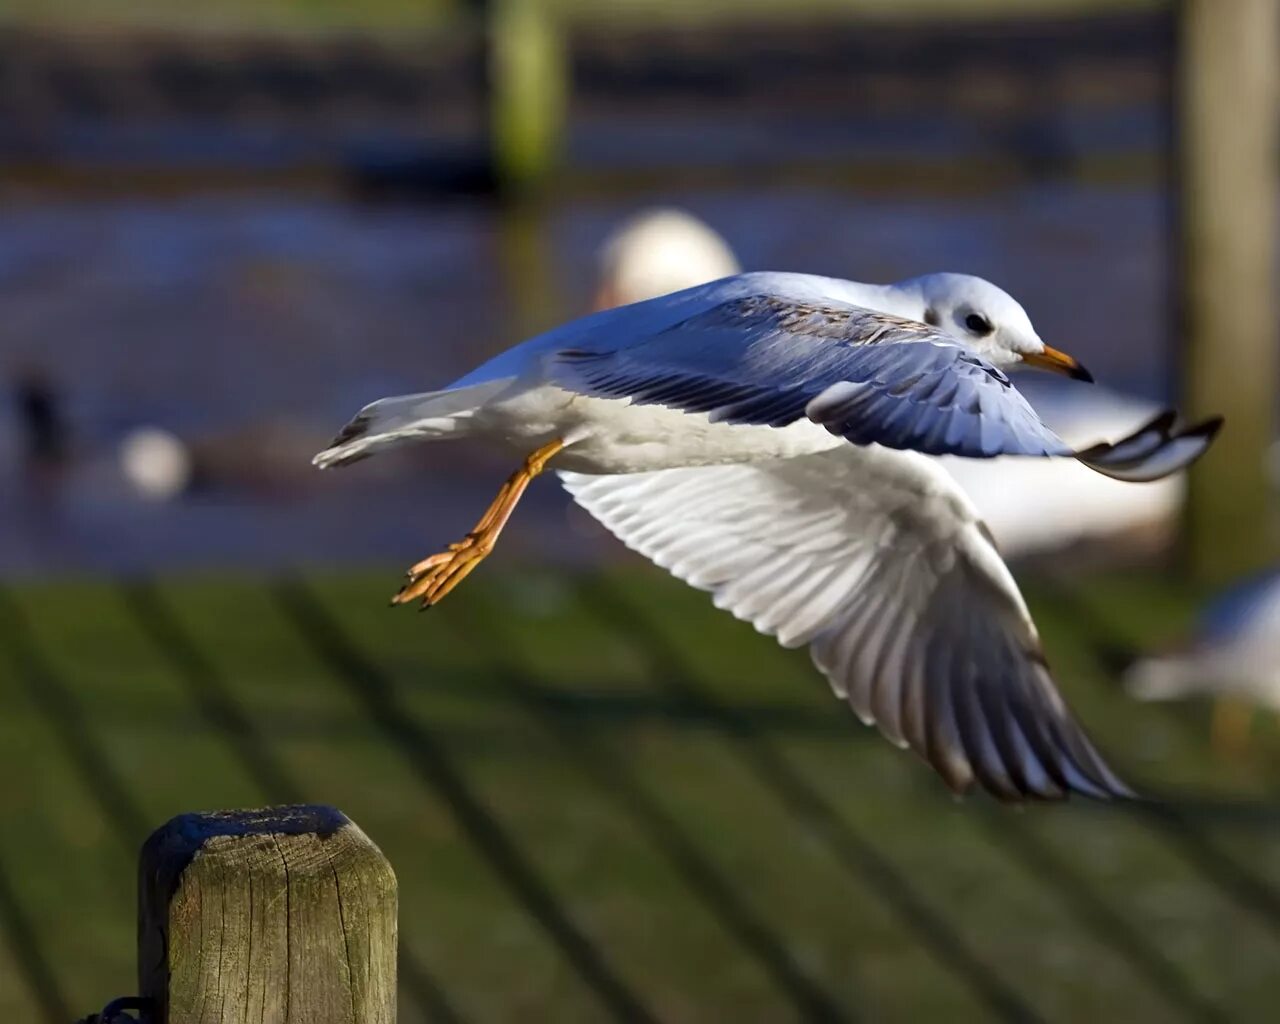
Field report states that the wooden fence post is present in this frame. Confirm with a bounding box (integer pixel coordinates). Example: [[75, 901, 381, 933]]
[[138, 805, 396, 1024], [1177, 0, 1279, 581], [486, 0, 567, 194]]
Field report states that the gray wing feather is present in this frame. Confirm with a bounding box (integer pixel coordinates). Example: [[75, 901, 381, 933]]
[[549, 295, 1072, 459], [560, 449, 1134, 802], [549, 292, 1221, 474], [1074, 411, 1223, 482]]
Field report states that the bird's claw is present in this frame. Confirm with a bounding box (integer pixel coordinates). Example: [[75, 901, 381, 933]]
[[392, 534, 493, 609], [389, 438, 565, 612]]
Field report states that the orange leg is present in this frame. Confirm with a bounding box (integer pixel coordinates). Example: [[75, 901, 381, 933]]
[[392, 438, 564, 609]]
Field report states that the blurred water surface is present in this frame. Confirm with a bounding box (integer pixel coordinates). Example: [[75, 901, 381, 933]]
[[0, 181, 1172, 575], [0, 7, 1194, 575]]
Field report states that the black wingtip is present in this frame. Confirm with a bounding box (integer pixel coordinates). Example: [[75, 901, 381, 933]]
[[1073, 407, 1225, 482], [1145, 408, 1179, 434], [1071, 362, 1096, 384], [1189, 414, 1225, 442]]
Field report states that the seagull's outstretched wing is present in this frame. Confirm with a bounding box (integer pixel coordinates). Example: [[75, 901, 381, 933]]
[[547, 286, 1219, 475], [561, 445, 1135, 802]]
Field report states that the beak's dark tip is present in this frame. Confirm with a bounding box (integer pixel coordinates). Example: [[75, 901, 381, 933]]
[[1072, 363, 1095, 384]]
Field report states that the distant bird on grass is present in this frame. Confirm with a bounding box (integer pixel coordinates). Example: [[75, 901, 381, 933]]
[[315, 262, 1221, 802], [1126, 569, 1280, 754]]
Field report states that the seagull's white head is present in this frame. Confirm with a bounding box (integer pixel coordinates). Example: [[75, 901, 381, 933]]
[[902, 272, 1093, 381]]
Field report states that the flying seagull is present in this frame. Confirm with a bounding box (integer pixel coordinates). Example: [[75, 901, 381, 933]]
[[315, 270, 1222, 801], [591, 208, 1190, 558]]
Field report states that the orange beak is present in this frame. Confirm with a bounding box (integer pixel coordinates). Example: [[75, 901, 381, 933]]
[[1023, 345, 1094, 383]]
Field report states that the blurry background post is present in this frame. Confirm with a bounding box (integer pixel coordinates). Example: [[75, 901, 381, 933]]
[[483, 0, 567, 338], [485, 0, 567, 196], [1177, 0, 1280, 582]]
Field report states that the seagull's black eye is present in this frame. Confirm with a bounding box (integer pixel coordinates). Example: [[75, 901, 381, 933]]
[[964, 313, 993, 336]]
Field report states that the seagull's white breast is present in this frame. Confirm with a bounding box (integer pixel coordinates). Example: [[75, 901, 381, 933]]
[[469, 382, 843, 474]]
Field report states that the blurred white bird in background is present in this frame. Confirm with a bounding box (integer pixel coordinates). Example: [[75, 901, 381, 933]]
[[315, 231, 1220, 801], [1126, 569, 1280, 753], [589, 208, 1186, 559], [117, 419, 319, 502], [938, 382, 1180, 557], [591, 208, 741, 312], [118, 427, 193, 501]]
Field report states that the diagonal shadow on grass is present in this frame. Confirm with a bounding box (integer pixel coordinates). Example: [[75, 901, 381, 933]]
[[272, 576, 659, 1024], [449, 598, 853, 1024], [0, 585, 149, 848], [581, 575, 1231, 1024], [118, 577, 464, 1024], [391, 671, 861, 738], [0, 850, 71, 1024], [1034, 576, 1280, 944], [0, 584, 140, 1023]]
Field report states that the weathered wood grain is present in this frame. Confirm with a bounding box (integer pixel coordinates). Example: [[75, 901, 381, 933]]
[[138, 805, 397, 1024]]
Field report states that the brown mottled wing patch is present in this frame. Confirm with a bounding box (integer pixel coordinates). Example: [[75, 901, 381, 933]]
[[550, 292, 1070, 458], [664, 294, 939, 347]]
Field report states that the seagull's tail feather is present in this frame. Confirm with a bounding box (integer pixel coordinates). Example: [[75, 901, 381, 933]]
[[1073, 411, 1223, 483], [312, 377, 515, 469]]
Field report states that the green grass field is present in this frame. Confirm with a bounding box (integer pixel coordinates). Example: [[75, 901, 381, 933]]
[[0, 564, 1278, 1022]]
